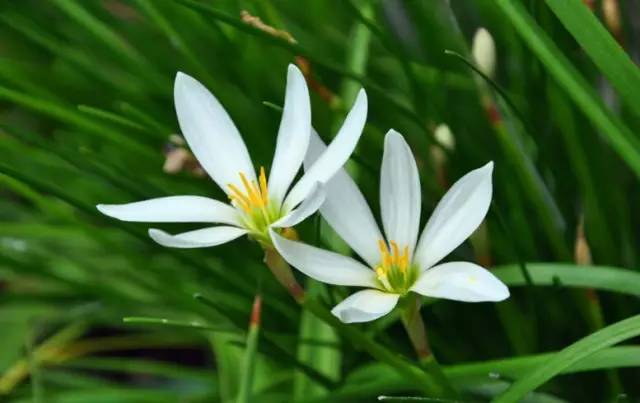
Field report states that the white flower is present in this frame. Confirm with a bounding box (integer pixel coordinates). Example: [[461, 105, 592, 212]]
[[270, 130, 509, 323], [472, 28, 496, 78], [97, 65, 368, 248]]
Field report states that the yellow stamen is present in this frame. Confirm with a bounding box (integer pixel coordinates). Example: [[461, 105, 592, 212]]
[[228, 184, 252, 212], [252, 180, 264, 206], [239, 172, 261, 207], [390, 241, 400, 266], [377, 239, 389, 255], [401, 246, 409, 271], [378, 240, 391, 266], [230, 196, 251, 213], [376, 239, 414, 292], [227, 167, 272, 219], [259, 167, 269, 205]]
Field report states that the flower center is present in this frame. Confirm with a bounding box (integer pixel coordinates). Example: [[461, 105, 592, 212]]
[[375, 240, 418, 294], [227, 167, 281, 243]]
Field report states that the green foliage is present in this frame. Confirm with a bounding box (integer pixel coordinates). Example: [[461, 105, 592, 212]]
[[1, 0, 640, 402]]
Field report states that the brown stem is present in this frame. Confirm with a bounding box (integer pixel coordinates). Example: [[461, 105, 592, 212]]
[[263, 247, 305, 303]]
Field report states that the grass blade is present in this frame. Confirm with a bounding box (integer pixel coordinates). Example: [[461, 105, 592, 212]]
[[492, 314, 640, 402]]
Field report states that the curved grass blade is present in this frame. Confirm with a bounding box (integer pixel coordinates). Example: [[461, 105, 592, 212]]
[[492, 315, 640, 402], [325, 346, 640, 402]]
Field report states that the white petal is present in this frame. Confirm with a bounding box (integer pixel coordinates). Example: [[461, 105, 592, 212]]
[[271, 183, 325, 228], [304, 130, 383, 267], [269, 229, 377, 287], [284, 89, 368, 208], [268, 64, 311, 204], [148, 226, 247, 248], [411, 261, 509, 302], [414, 162, 493, 270], [174, 72, 256, 193], [331, 289, 399, 323], [380, 130, 421, 255], [97, 196, 240, 226]]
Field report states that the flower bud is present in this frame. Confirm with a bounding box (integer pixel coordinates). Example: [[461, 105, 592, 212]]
[[434, 123, 455, 151], [472, 28, 496, 78]]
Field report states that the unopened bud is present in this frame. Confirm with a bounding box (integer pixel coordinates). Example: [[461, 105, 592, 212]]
[[434, 123, 455, 151], [602, 0, 622, 42], [574, 217, 592, 265], [472, 28, 496, 78]]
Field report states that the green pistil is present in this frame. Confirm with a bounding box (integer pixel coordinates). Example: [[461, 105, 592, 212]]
[[241, 201, 283, 245], [376, 264, 420, 295]]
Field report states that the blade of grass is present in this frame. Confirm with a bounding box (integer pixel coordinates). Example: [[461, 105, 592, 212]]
[[236, 295, 261, 403]]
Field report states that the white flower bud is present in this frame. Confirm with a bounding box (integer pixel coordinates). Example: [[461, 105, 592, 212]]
[[434, 123, 455, 151], [472, 28, 496, 78]]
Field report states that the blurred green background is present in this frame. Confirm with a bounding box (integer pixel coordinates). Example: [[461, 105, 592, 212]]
[[2, 0, 640, 402]]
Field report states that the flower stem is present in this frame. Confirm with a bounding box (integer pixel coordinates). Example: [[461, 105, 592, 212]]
[[263, 247, 305, 303], [400, 294, 458, 397]]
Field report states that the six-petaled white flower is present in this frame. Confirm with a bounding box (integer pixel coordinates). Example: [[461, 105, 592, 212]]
[[270, 130, 509, 323], [97, 65, 368, 248]]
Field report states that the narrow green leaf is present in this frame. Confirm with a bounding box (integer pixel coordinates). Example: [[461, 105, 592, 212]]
[[329, 347, 640, 402], [493, 315, 640, 402]]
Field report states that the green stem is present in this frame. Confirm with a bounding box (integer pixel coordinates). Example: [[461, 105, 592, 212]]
[[400, 295, 458, 398], [263, 247, 305, 303]]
